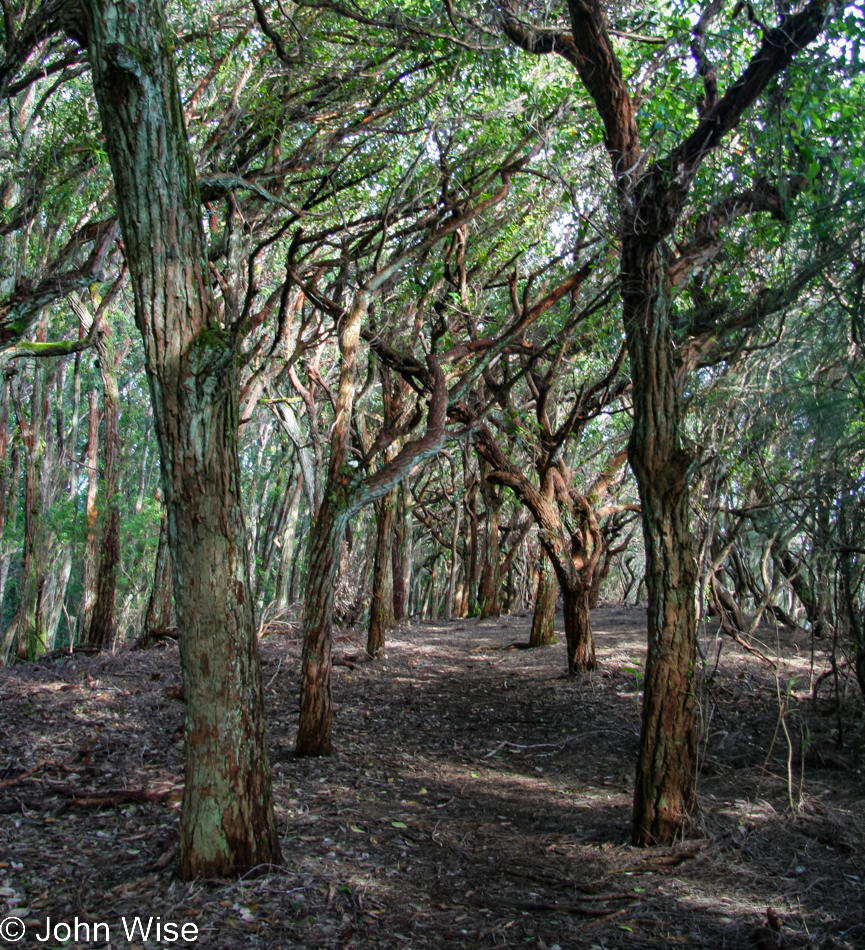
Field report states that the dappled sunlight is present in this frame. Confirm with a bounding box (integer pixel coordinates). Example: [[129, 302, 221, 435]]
[[2, 608, 863, 948]]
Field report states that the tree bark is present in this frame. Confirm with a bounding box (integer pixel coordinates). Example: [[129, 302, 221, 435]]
[[624, 250, 697, 846], [530, 548, 558, 647], [81, 389, 99, 637], [710, 576, 747, 632], [82, 0, 279, 877], [426, 559, 439, 620], [297, 292, 368, 755], [444, 502, 462, 621], [275, 465, 303, 611], [466, 479, 480, 615], [14, 358, 45, 660], [479, 465, 502, 619], [298, 309, 446, 752], [562, 584, 595, 672], [367, 488, 396, 657], [141, 504, 174, 645], [87, 326, 121, 647], [391, 484, 407, 621]]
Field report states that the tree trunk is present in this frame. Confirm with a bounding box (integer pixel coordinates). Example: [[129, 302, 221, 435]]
[[530, 548, 558, 647], [41, 544, 72, 650], [0, 379, 9, 628], [563, 585, 595, 672], [275, 466, 303, 611], [391, 537, 405, 621], [466, 476, 480, 616], [367, 488, 396, 657], [427, 559, 439, 619], [141, 504, 174, 645], [297, 292, 367, 756], [444, 503, 462, 621], [288, 511, 306, 606], [0, 379, 8, 557], [83, 0, 279, 877], [81, 389, 100, 637], [624, 243, 697, 847], [297, 497, 350, 755], [479, 466, 502, 619], [392, 482, 409, 621], [87, 328, 121, 647], [710, 577, 747, 632], [15, 360, 45, 660]]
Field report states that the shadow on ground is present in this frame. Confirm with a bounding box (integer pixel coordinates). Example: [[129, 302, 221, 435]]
[[1, 607, 863, 948]]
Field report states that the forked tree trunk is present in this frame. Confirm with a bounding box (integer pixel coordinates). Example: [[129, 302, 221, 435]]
[[562, 585, 595, 672], [624, 248, 697, 847], [367, 489, 396, 657], [83, 0, 279, 877], [530, 548, 558, 647]]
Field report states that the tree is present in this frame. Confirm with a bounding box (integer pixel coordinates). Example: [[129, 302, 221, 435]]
[[78, 0, 280, 877], [500, 0, 843, 843]]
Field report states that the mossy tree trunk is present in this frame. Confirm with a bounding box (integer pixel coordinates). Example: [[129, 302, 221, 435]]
[[82, 0, 280, 877]]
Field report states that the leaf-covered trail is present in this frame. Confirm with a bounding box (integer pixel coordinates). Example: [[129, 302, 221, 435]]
[[1, 608, 863, 948]]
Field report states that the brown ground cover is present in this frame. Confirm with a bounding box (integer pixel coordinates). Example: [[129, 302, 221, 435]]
[[1, 607, 863, 949]]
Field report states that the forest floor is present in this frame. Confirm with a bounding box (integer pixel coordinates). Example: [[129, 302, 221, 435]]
[[1, 607, 864, 950]]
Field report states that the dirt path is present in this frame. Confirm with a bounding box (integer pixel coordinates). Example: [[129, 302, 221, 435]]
[[1, 608, 863, 948]]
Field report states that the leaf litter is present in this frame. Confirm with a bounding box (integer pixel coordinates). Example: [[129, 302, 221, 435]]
[[1, 607, 863, 948]]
